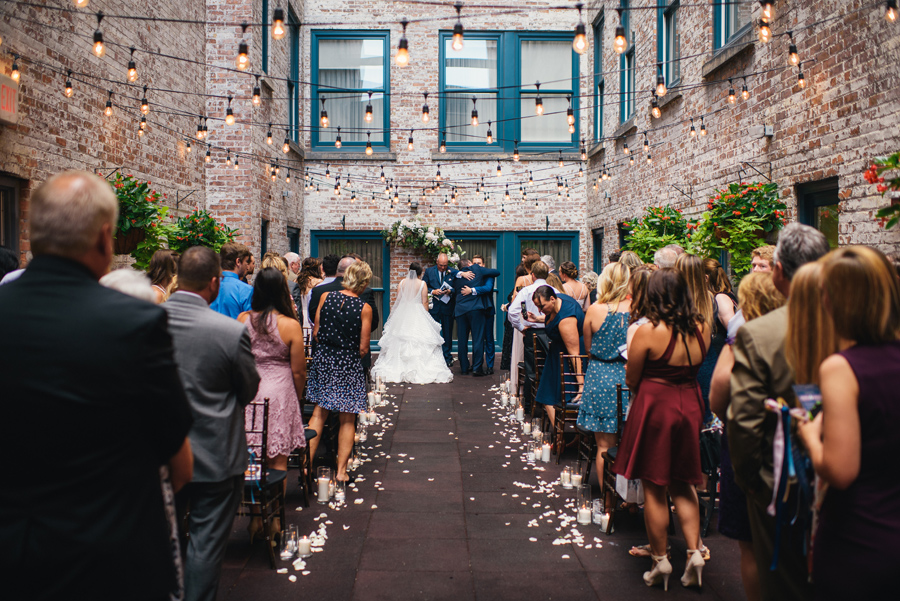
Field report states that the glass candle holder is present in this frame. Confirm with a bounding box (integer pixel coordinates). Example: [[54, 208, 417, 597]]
[[334, 480, 346, 504], [280, 524, 299, 560], [522, 419, 532, 436], [316, 466, 332, 504], [560, 466, 573, 489], [576, 485, 592, 524], [532, 419, 542, 441]]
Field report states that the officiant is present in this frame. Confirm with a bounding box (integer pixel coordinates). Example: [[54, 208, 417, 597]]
[[424, 253, 457, 368]]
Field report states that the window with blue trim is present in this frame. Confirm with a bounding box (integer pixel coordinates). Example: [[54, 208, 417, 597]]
[[593, 14, 604, 143], [311, 31, 391, 150], [658, 1, 680, 88], [439, 31, 579, 152], [287, 8, 300, 143], [619, 1, 635, 123], [261, 0, 269, 74], [714, 0, 751, 50]]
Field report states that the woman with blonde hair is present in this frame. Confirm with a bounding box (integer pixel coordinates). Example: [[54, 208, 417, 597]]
[[785, 262, 838, 386], [619, 250, 643, 271], [676, 254, 718, 422], [559, 261, 590, 311], [799, 246, 900, 600], [578, 261, 631, 478], [260, 252, 298, 318]]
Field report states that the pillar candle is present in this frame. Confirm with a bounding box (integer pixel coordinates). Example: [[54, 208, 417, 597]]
[[297, 536, 312, 557], [374, 392, 382, 406], [541, 443, 551, 463], [577, 507, 592, 525], [358, 412, 367, 425], [501, 392, 508, 404], [317, 478, 330, 503], [571, 473, 583, 488], [367, 392, 375, 405], [379, 383, 386, 392], [560, 469, 572, 487], [523, 421, 532, 435], [516, 406, 524, 422]]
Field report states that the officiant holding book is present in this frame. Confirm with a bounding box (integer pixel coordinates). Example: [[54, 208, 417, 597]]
[[423, 253, 457, 367]]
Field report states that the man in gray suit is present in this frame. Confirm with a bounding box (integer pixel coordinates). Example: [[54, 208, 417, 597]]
[[164, 246, 261, 601]]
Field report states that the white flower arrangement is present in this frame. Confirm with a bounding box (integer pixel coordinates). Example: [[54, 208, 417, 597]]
[[381, 216, 466, 265]]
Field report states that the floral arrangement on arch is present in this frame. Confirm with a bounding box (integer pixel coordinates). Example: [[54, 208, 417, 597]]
[[622, 205, 698, 263], [381, 217, 465, 264], [866, 152, 900, 229]]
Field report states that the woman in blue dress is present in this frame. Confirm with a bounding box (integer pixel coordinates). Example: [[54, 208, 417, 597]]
[[578, 262, 631, 476], [530, 286, 585, 426]]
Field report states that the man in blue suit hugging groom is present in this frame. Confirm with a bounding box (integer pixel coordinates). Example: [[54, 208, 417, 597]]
[[453, 258, 501, 376]]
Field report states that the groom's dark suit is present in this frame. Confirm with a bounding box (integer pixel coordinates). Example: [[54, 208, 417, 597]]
[[423, 264, 457, 364], [453, 264, 501, 375]]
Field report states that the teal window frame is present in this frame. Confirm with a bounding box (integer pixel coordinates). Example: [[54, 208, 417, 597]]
[[261, 0, 269, 74], [287, 8, 300, 143], [657, 0, 680, 88], [310, 30, 392, 152], [438, 30, 580, 153], [619, 1, 635, 123], [713, 0, 751, 50], [593, 13, 604, 143]]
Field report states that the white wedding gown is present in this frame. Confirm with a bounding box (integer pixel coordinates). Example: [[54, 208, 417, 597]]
[[372, 273, 453, 384]]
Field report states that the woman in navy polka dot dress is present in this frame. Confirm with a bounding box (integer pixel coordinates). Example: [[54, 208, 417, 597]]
[[306, 261, 373, 482]]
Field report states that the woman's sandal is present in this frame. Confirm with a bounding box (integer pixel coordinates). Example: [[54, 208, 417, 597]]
[[629, 544, 671, 558]]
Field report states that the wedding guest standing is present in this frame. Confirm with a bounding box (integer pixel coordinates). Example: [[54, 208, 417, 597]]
[[799, 246, 900, 600], [423, 253, 457, 367], [0, 171, 194, 600], [500, 264, 528, 372], [559, 261, 590, 312], [297, 256, 323, 328], [578, 262, 631, 477], [676, 254, 720, 422], [165, 247, 261, 601], [210, 243, 253, 318], [148, 249, 177, 303], [306, 261, 373, 482], [509, 261, 555, 409], [615, 268, 710, 591]]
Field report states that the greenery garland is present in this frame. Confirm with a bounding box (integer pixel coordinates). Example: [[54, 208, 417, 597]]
[[382, 217, 465, 264]]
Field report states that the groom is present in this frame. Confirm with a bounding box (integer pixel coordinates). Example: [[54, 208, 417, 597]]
[[453, 259, 501, 376], [424, 253, 457, 368]]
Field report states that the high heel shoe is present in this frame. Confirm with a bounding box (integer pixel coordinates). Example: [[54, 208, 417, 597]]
[[247, 517, 263, 545], [643, 555, 673, 591], [681, 549, 705, 588], [268, 517, 282, 548]]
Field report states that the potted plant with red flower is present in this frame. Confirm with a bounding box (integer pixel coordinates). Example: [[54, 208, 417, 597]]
[[867, 152, 900, 229], [622, 205, 698, 262], [111, 172, 166, 255]]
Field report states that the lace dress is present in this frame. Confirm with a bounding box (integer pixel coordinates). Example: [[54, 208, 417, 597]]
[[244, 313, 306, 457], [373, 278, 453, 385]]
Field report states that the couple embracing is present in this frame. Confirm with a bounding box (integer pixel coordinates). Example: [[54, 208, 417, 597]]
[[372, 253, 499, 384]]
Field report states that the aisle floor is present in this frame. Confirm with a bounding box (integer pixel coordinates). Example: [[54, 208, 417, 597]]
[[217, 365, 745, 601]]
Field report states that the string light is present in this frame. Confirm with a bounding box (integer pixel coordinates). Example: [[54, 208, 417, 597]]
[[496, 162, 501, 177], [320, 98, 329, 128], [646, 152, 652, 164], [741, 78, 750, 101], [758, 18, 772, 44], [334, 127, 342, 149], [225, 95, 235, 125], [572, 3, 587, 54], [252, 76, 261, 105], [797, 62, 806, 89], [656, 63, 667, 97], [236, 24, 250, 70], [727, 78, 736, 104], [787, 31, 799, 66], [92, 12, 105, 57], [566, 94, 575, 127], [689, 117, 696, 137], [501, 204, 506, 217], [380, 166, 385, 182], [699, 117, 707, 136], [205, 148, 211, 163], [452, 3, 465, 51], [365, 134, 373, 155], [325, 164, 330, 178], [286, 169, 292, 184], [486, 121, 493, 144], [528, 171, 534, 185], [396, 19, 410, 66], [578, 164, 583, 177], [643, 133, 649, 154], [266, 124, 273, 144], [141, 86, 150, 114], [407, 129, 414, 151], [421, 92, 430, 122], [651, 95, 661, 118], [137, 123, 144, 137], [440, 131, 446, 153], [436, 165, 442, 181], [513, 140, 519, 162], [127, 47, 137, 82], [888, 0, 899, 21], [613, 8, 627, 54], [10, 55, 19, 82], [283, 132, 291, 153], [558, 150, 564, 167], [272, 8, 286, 40], [234, 157, 239, 170], [580, 142, 587, 161], [760, 1, 775, 21], [186, 140, 192, 152], [225, 152, 232, 166], [629, 155, 635, 166], [104, 90, 112, 116], [623, 142, 630, 155], [535, 83, 543, 116], [64, 70, 73, 98], [365, 92, 373, 123], [197, 117, 204, 139]]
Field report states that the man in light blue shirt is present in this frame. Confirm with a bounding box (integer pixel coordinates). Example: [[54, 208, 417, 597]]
[[210, 243, 253, 318]]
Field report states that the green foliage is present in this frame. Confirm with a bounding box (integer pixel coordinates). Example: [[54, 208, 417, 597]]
[[381, 217, 464, 264], [867, 152, 900, 229], [167, 210, 238, 254], [622, 205, 697, 262], [110, 173, 169, 270]]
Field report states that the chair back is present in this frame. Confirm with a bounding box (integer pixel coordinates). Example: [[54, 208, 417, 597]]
[[615, 384, 630, 440], [245, 397, 272, 489], [531, 330, 547, 389], [559, 354, 588, 407]]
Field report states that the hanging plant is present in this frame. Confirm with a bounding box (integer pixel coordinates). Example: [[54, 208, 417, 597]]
[[692, 181, 787, 275], [381, 217, 465, 264], [622, 205, 698, 263], [167, 209, 238, 254], [866, 152, 900, 229], [110, 172, 172, 269]]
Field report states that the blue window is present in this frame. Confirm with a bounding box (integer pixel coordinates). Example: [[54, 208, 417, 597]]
[[714, 0, 750, 50], [439, 31, 579, 153], [261, 0, 269, 74], [311, 31, 391, 151], [593, 14, 604, 143], [619, 1, 635, 123], [287, 8, 300, 142], [657, 1, 680, 88]]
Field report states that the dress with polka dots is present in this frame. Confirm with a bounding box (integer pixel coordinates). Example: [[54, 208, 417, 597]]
[[307, 291, 368, 413], [577, 307, 629, 433]]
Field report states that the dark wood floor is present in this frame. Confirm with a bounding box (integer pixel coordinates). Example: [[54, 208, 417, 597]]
[[217, 362, 746, 601]]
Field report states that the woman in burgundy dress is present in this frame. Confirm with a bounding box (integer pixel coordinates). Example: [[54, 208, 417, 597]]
[[615, 268, 710, 591], [799, 246, 900, 600]]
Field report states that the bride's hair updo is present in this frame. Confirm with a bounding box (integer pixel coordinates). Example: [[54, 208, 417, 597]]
[[410, 262, 423, 277]]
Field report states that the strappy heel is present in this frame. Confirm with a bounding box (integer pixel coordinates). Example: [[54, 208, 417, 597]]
[[681, 549, 705, 588], [643, 554, 673, 591]]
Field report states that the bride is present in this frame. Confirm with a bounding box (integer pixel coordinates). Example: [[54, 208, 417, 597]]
[[372, 262, 453, 384]]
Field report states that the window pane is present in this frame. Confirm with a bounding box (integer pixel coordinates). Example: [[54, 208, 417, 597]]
[[317, 238, 385, 339], [521, 41, 572, 89], [520, 240, 572, 266], [520, 95, 571, 142], [665, 9, 680, 84], [444, 92, 497, 142], [319, 92, 384, 143], [727, 2, 750, 40], [456, 240, 498, 269], [815, 204, 840, 249], [318, 39, 385, 90], [445, 39, 497, 89]]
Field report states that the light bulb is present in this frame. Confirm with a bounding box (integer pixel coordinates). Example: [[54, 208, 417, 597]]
[[513, 144, 519, 162], [452, 22, 464, 51], [581, 147, 587, 161], [613, 26, 627, 54], [535, 96, 543, 116], [700, 121, 707, 136], [471, 110, 478, 127], [647, 153, 652, 164], [205, 149, 211, 163], [652, 105, 661, 119], [286, 171, 291, 183], [568, 123, 576, 134], [283, 137, 291, 153], [567, 106, 575, 126], [127, 61, 137, 82], [742, 83, 750, 100], [137, 127, 144, 137], [689, 122, 696, 137], [760, 1, 774, 21], [64, 80, 73, 98], [93, 30, 105, 57], [888, 0, 898, 22], [629, 155, 634, 165], [788, 43, 799, 66], [573, 23, 587, 55], [440, 139, 446, 153], [421, 103, 430, 123], [252, 85, 261, 105], [496, 163, 501, 177], [396, 38, 409, 66], [528, 172, 534, 185], [798, 70, 806, 89], [335, 134, 341, 149], [623, 142, 630, 155], [408, 134, 414, 151], [236, 42, 249, 70], [365, 103, 373, 123], [758, 21, 771, 44], [486, 126, 493, 144], [74, 0, 89, 7], [266, 129, 273, 144], [656, 74, 667, 98], [233, 158, 239, 169], [139, 116, 146, 130], [186, 141, 192, 152], [104, 100, 112, 116], [10, 60, 19, 82], [728, 88, 736, 104], [321, 111, 329, 128], [141, 89, 149, 114], [225, 108, 235, 125], [226, 154, 232, 166], [272, 8, 286, 40]]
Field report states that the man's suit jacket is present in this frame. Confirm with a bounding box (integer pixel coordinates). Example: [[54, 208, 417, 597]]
[[453, 265, 502, 317], [0, 255, 193, 600], [423, 265, 458, 316], [728, 305, 794, 506], [164, 292, 260, 483], [309, 276, 379, 332]]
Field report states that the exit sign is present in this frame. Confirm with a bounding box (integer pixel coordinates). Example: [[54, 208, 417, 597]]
[[0, 74, 19, 125]]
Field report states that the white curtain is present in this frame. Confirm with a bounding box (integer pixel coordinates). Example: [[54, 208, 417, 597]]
[[318, 39, 385, 143], [520, 95, 570, 143], [520, 41, 572, 89], [445, 40, 498, 143]]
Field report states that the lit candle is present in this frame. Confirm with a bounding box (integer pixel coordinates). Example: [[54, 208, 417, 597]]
[[297, 536, 312, 558], [577, 506, 592, 525], [541, 442, 551, 463], [317, 478, 330, 503], [571, 473, 583, 488], [367, 392, 375, 405], [334, 483, 346, 503], [516, 405, 524, 422], [354, 432, 360, 444], [328, 480, 335, 499], [359, 412, 367, 425], [367, 410, 377, 423], [379, 383, 386, 392], [374, 392, 383, 406], [523, 421, 532, 435], [560, 466, 572, 488]]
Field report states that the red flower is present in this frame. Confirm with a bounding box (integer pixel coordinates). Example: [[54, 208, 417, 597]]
[[877, 184, 888, 193], [131, 219, 136, 224], [733, 210, 741, 215]]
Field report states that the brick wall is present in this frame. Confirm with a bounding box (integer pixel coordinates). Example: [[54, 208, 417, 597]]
[[586, 0, 900, 260]]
